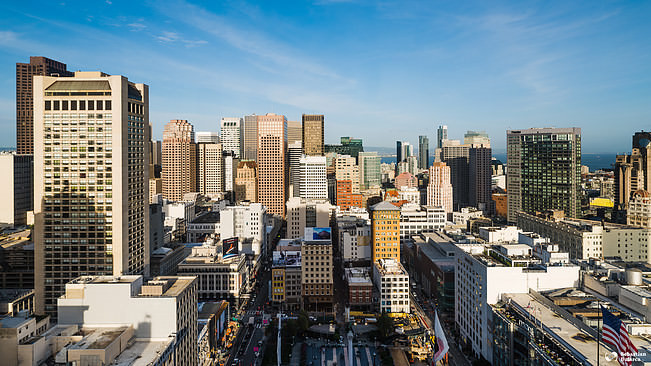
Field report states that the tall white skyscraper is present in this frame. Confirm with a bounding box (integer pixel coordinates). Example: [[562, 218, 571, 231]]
[[220, 117, 243, 158], [33, 71, 150, 316], [299, 155, 328, 199]]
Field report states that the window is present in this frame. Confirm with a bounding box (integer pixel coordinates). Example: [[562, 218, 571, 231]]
[[96, 101, 103, 110], [105, 100, 111, 110], [88, 101, 94, 110], [45, 101, 51, 110], [53, 101, 60, 110], [71, 101, 77, 110], [79, 101, 86, 110]]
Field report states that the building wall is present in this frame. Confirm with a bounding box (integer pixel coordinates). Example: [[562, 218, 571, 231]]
[[299, 155, 328, 199], [301, 241, 333, 309], [285, 198, 332, 240], [0, 154, 33, 226], [242, 115, 258, 161]]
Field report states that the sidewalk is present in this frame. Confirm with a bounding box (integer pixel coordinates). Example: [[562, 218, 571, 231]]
[[289, 342, 302, 366]]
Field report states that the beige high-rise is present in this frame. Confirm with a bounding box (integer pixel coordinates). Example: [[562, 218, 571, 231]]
[[235, 160, 257, 202], [427, 162, 453, 213], [257, 114, 287, 217], [302, 114, 324, 156], [197, 142, 224, 197], [33, 71, 150, 316], [162, 120, 196, 201]]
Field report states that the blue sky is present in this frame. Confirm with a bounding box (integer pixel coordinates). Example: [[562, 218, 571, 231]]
[[0, 0, 649, 153]]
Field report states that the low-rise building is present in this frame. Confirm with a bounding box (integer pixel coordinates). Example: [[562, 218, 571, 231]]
[[345, 268, 373, 309], [177, 239, 249, 306], [57, 275, 198, 366], [372, 258, 410, 314], [220, 202, 267, 255], [271, 242, 302, 310], [0, 230, 34, 289], [452, 207, 483, 226], [400, 204, 446, 239]]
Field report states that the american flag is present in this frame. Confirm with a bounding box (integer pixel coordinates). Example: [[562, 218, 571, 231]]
[[601, 306, 638, 366]]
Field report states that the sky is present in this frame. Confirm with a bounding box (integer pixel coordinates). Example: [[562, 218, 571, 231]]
[[0, 0, 650, 153]]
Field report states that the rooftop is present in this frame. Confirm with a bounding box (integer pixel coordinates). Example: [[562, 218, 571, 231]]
[[370, 201, 401, 211], [191, 211, 221, 224]]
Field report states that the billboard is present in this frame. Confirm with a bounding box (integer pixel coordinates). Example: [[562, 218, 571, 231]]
[[222, 237, 239, 259], [304, 227, 331, 241]]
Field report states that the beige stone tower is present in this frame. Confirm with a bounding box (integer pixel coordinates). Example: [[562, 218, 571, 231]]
[[162, 120, 196, 201]]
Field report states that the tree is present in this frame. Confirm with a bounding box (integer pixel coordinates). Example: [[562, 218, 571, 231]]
[[376, 312, 393, 340]]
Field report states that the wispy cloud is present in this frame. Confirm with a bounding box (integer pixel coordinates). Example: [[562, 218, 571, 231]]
[[150, 0, 349, 82], [155, 30, 207, 47], [127, 22, 146, 31]]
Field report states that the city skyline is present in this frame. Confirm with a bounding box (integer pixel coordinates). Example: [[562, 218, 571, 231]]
[[1, 1, 650, 152]]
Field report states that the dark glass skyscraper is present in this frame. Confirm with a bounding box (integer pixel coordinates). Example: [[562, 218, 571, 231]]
[[418, 135, 429, 170], [506, 128, 581, 222]]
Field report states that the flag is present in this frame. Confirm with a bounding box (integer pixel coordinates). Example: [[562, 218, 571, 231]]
[[433, 310, 449, 363], [601, 306, 638, 366]]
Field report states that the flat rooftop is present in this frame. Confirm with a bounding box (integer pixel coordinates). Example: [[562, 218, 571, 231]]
[[191, 211, 221, 224], [114, 338, 175, 366]]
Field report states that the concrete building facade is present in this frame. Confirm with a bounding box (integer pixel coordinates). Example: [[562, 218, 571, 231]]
[[33, 72, 150, 316], [162, 119, 196, 201], [257, 113, 287, 217]]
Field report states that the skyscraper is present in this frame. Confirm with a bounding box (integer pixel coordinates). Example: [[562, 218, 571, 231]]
[[288, 141, 303, 197], [507, 128, 581, 222], [302, 114, 324, 156], [359, 152, 381, 189], [418, 135, 429, 170], [437, 125, 448, 149], [197, 142, 223, 197], [287, 120, 302, 145], [33, 71, 150, 316], [162, 120, 196, 201], [469, 146, 493, 213], [242, 114, 258, 161], [427, 162, 453, 213], [257, 113, 288, 217], [220, 117, 243, 158], [299, 155, 328, 200], [614, 131, 651, 215], [396, 141, 413, 163], [16, 56, 73, 155], [370, 201, 401, 263]]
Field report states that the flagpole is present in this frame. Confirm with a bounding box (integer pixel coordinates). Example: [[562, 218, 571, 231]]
[[597, 300, 601, 366]]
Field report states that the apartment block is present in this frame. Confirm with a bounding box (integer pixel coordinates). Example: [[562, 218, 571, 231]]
[[0, 153, 33, 226], [301, 237, 334, 311]]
